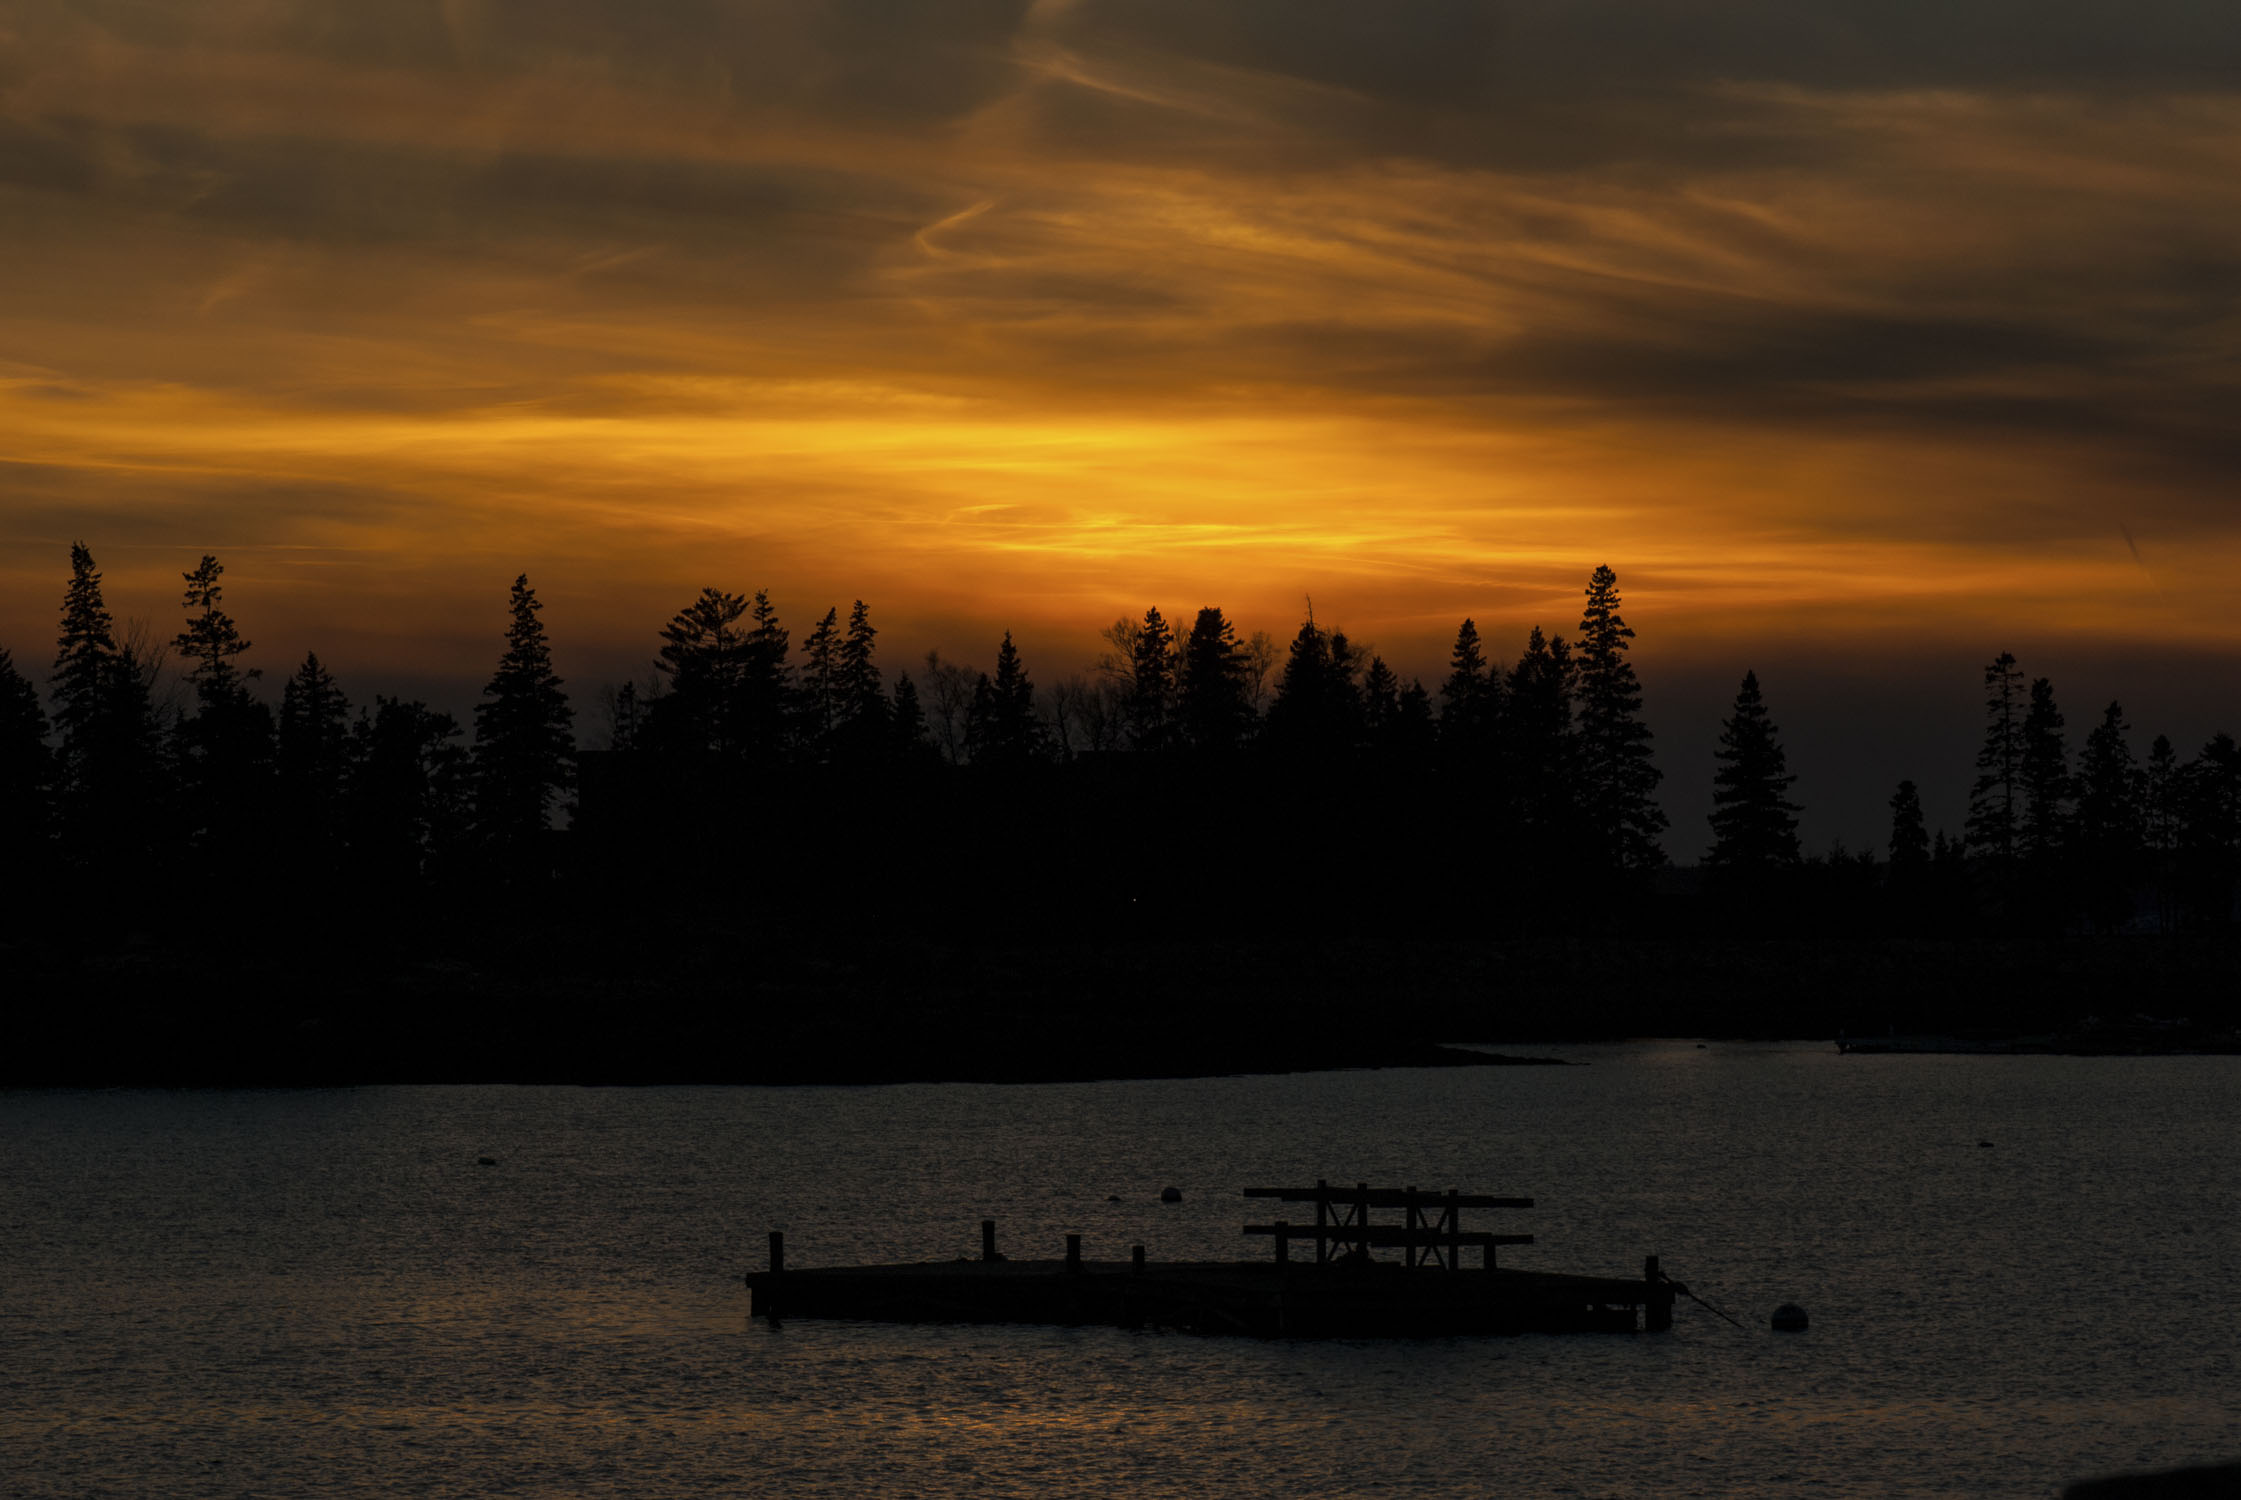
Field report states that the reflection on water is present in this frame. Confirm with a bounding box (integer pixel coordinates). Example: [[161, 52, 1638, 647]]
[[4, 1045, 2238, 1496]]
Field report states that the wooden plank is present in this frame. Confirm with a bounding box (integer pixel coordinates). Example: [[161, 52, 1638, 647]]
[[1243, 1187, 1533, 1210], [1245, 1225, 1533, 1248]]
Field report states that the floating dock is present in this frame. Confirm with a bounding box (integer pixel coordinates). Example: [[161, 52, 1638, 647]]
[[746, 1182, 1680, 1338]]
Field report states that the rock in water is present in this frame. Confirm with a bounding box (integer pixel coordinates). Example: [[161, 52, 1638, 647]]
[[1771, 1303, 1809, 1331], [1159, 1186, 1182, 1203]]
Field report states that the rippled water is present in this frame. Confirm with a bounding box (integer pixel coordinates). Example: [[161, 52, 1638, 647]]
[[5, 1044, 2237, 1497]]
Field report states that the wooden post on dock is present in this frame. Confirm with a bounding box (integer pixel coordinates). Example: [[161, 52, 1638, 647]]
[[766, 1231, 784, 1322], [1066, 1234, 1082, 1273], [1274, 1221, 1290, 1269], [982, 1219, 998, 1262], [1645, 1255, 1671, 1332], [1131, 1244, 1145, 1275], [1315, 1179, 1330, 1265]]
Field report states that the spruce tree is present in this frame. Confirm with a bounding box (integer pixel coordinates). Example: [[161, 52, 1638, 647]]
[[1125, 606, 1176, 751], [1966, 651, 2026, 865], [1439, 618, 1498, 756], [648, 587, 748, 755], [278, 653, 352, 807], [1263, 611, 1362, 757], [1395, 679, 1436, 759], [1705, 669, 1800, 873], [171, 554, 273, 858], [0, 646, 54, 865], [2144, 734, 2181, 933], [48, 543, 166, 861], [965, 631, 1045, 766], [1176, 606, 1252, 753], [2017, 676, 2071, 870], [1574, 565, 1665, 874], [2180, 734, 2241, 924], [798, 607, 841, 754], [1362, 656, 1401, 745], [1888, 780, 1929, 871], [837, 600, 886, 733], [349, 697, 470, 888], [740, 590, 792, 759], [472, 574, 574, 850], [172, 555, 255, 710], [607, 680, 643, 752], [2074, 700, 2142, 933], [889, 670, 932, 760], [1505, 625, 1578, 856], [50, 542, 118, 775]]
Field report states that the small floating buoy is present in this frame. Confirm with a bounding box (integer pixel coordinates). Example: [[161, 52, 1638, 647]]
[[477, 1157, 497, 1167], [1771, 1303, 1809, 1332], [1159, 1186, 1182, 1203]]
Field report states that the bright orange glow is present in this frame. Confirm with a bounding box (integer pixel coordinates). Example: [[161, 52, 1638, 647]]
[[4, 2, 2237, 715]]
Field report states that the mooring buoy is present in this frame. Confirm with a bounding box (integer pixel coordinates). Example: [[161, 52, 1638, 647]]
[[1771, 1302, 1809, 1331], [476, 1157, 497, 1167], [1160, 1186, 1182, 1203]]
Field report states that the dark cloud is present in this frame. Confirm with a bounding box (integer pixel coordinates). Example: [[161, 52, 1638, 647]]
[[45, 0, 1037, 129], [1048, 1, 2241, 171], [1060, 0, 2241, 101], [11, 114, 951, 291]]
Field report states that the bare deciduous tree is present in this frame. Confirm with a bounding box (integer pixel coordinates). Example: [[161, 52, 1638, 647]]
[[921, 648, 978, 764]]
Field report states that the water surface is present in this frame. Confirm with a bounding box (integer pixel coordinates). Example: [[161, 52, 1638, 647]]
[[5, 1043, 2236, 1496]]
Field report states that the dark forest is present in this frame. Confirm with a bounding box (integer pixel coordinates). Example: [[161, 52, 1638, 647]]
[[5, 545, 2237, 1084]]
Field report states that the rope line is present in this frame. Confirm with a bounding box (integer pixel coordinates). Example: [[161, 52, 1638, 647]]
[[1662, 1271, 1749, 1331]]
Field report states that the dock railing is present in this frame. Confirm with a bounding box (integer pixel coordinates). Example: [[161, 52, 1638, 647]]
[[1242, 1180, 1535, 1270]]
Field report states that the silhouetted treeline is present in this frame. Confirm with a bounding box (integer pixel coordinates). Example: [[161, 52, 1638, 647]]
[[4, 544, 2239, 1077]]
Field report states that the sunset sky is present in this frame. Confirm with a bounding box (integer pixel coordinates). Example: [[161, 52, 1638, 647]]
[[5, 1, 2239, 850]]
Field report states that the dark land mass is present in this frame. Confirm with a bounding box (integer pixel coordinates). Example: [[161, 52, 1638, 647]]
[[9, 929, 2237, 1087]]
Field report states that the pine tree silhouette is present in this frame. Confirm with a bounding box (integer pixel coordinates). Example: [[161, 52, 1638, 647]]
[[798, 606, 841, 756], [1125, 606, 1176, 751], [2074, 700, 2141, 933], [1887, 779, 1929, 870], [1176, 607, 1252, 753], [48, 543, 166, 863], [0, 646, 54, 867], [1505, 625, 1578, 861], [473, 574, 574, 851], [648, 587, 749, 756], [1967, 651, 2025, 867], [2017, 676, 2070, 870], [1575, 565, 1665, 876], [171, 554, 274, 862], [1706, 669, 1800, 874], [837, 601, 886, 733], [1438, 617, 1499, 759], [172, 556, 256, 709], [965, 632, 1046, 766], [49, 542, 118, 776]]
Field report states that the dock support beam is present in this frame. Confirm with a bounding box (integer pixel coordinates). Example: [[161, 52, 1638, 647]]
[[1645, 1255, 1672, 1332], [982, 1219, 998, 1263], [1066, 1234, 1082, 1273]]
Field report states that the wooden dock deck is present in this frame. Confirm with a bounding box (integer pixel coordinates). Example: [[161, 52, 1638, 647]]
[[745, 1183, 1680, 1338]]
